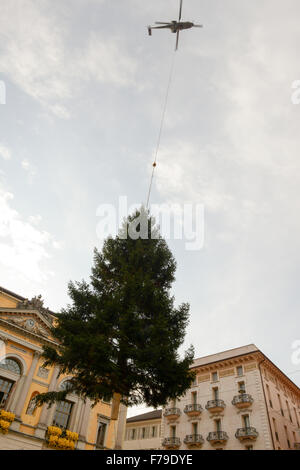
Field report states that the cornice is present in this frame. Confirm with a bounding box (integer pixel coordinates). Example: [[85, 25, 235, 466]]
[[0, 308, 53, 330], [192, 351, 263, 374], [0, 317, 59, 349], [260, 357, 300, 397]]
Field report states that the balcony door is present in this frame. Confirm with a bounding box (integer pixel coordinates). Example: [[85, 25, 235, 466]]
[[0, 377, 14, 409]]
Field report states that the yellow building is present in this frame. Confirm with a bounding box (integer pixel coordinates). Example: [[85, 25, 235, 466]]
[[0, 286, 126, 450]]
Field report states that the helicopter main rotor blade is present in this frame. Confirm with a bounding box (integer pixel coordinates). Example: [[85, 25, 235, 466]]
[[151, 25, 172, 30], [155, 22, 171, 24], [175, 30, 180, 51], [178, 0, 183, 21], [193, 24, 203, 28]]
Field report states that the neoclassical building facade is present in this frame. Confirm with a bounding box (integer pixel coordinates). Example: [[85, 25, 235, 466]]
[[0, 286, 126, 450], [124, 345, 300, 450]]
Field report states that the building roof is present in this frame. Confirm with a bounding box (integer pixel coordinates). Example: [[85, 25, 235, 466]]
[[0, 285, 26, 302], [192, 343, 300, 394], [0, 285, 57, 317], [126, 409, 162, 423], [192, 344, 259, 368]]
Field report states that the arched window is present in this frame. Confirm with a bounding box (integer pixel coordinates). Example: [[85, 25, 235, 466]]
[[53, 401, 73, 429], [26, 392, 39, 416], [59, 380, 73, 392], [0, 358, 21, 375]]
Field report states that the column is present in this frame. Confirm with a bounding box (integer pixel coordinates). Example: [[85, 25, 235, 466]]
[[76, 398, 92, 450], [10, 352, 40, 431], [35, 365, 60, 438], [115, 403, 127, 449], [72, 399, 84, 433]]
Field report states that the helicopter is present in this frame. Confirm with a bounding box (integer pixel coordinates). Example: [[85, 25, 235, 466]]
[[147, 0, 202, 50]]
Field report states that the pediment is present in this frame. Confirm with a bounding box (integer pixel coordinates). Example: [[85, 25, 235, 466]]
[[0, 309, 54, 340]]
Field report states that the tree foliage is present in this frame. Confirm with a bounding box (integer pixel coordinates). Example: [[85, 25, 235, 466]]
[[35, 208, 195, 410]]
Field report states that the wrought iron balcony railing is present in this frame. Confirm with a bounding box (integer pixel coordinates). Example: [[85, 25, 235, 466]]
[[162, 437, 181, 448], [163, 407, 181, 418], [235, 427, 259, 440], [207, 431, 229, 443], [184, 434, 204, 445], [205, 399, 226, 411], [232, 394, 254, 407], [184, 404, 203, 415]]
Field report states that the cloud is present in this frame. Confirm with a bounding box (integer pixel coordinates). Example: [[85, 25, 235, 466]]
[[0, 0, 137, 118], [0, 144, 11, 161], [21, 159, 37, 182], [0, 183, 56, 283]]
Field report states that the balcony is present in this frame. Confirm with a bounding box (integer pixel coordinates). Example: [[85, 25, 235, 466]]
[[235, 427, 259, 441], [162, 437, 181, 449], [294, 443, 300, 450], [184, 404, 203, 418], [184, 434, 204, 448], [163, 407, 181, 421], [205, 399, 226, 413], [232, 393, 254, 409], [207, 431, 229, 445]]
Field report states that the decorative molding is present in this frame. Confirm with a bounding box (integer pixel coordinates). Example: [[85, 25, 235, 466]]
[[97, 413, 111, 424], [198, 373, 210, 383], [1, 314, 49, 338], [17, 295, 53, 324], [32, 378, 50, 388], [0, 317, 58, 349], [9, 344, 29, 355], [37, 367, 50, 379], [219, 368, 235, 378], [2, 331, 43, 355]]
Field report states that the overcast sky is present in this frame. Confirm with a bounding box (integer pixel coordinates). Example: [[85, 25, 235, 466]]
[[1, 0, 300, 417]]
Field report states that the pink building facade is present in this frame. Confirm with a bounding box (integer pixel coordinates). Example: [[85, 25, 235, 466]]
[[161, 345, 300, 450]]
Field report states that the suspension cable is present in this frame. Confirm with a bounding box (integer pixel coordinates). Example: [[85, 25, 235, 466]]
[[146, 50, 177, 210]]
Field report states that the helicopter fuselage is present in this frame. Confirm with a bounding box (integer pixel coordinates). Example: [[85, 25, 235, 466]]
[[169, 21, 194, 32]]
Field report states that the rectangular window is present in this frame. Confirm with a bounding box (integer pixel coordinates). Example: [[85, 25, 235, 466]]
[[237, 366, 243, 377], [0, 377, 14, 409], [245, 445, 253, 450], [141, 427, 146, 439], [151, 426, 157, 438], [96, 422, 107, 448], [238, 381, 246, 393], [213, 387, 219, 400], [212, 372, 218, 382], [191, 391, 197, 404], [278, 395, 284, 416], [192, 422, 198, 435], [52, 400, 73, 429], [170, 426, 176, 438], [284, 425, 290, 449], [243, 415, 250, 428], [266, 384, 273, 408], [272, 418, 279, 441], [294, 408, 299, 427], [215, 419, 221, 432], [286, 401, 292, 423]]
